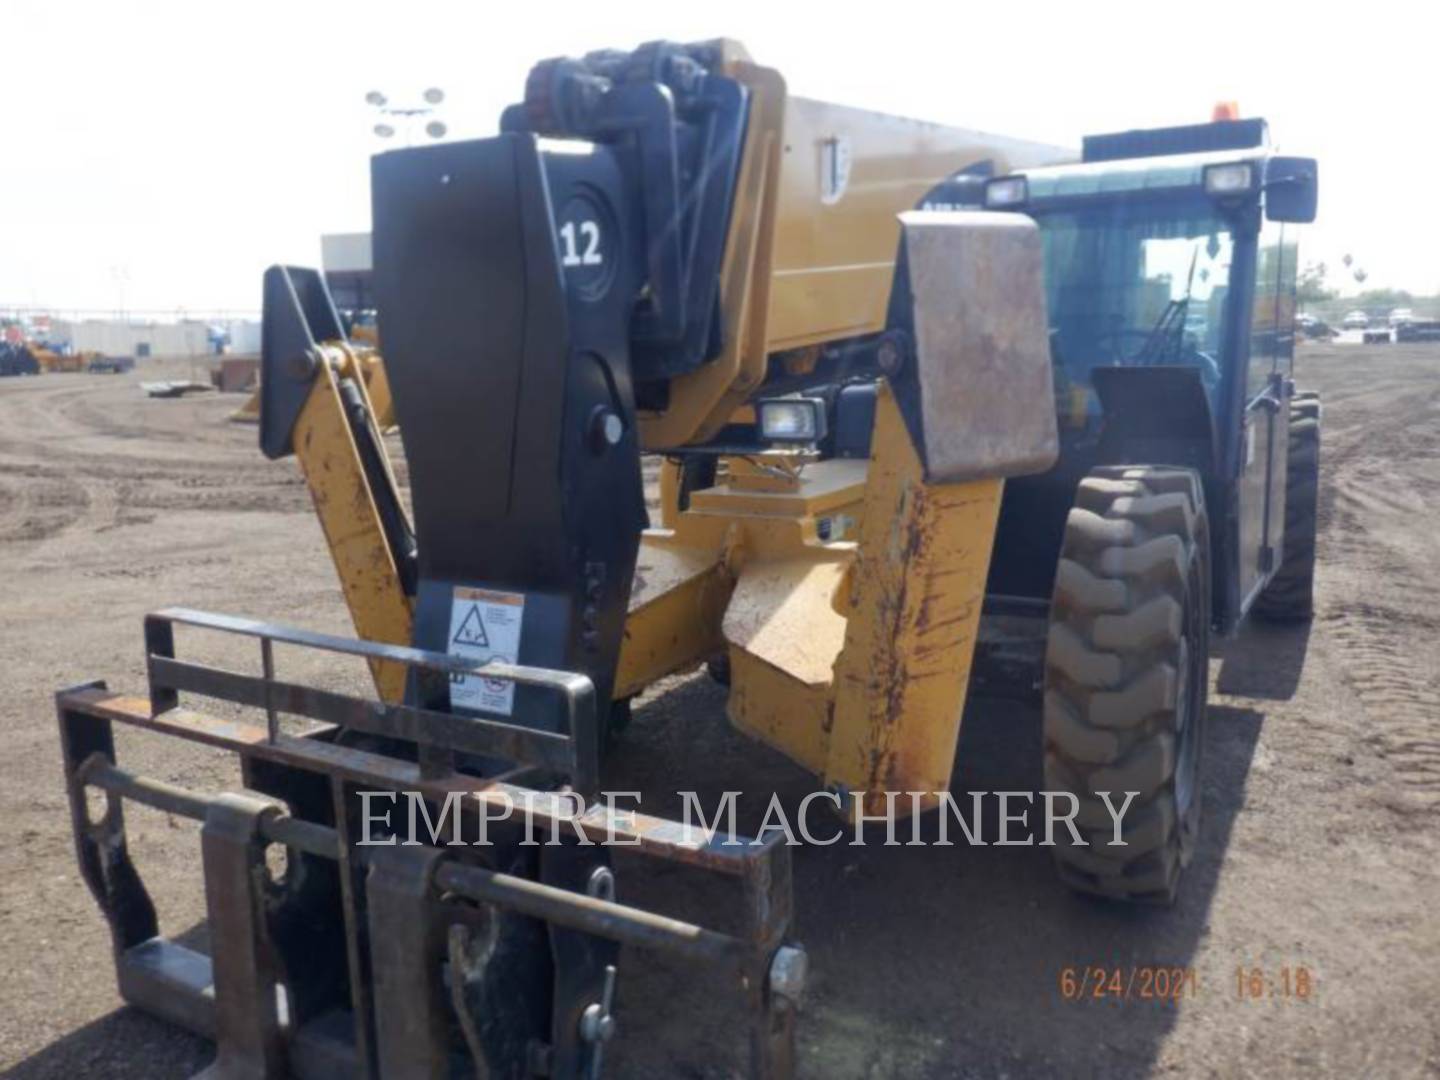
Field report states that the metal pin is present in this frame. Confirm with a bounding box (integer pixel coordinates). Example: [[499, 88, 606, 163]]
[[579, 964, 618, 1080]]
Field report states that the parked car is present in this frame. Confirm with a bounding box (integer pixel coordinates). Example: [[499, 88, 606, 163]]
[[87, 355, 135, 374], [1396, 319, 1440, 343], [1388, 308, 1415, 328], [1342, 310, 1369, 330], [1296, 313, 1336, 340]]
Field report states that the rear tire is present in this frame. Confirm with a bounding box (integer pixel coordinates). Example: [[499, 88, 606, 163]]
[[1043, 465, 1210, 905], [1255, 393, 1320, 621]]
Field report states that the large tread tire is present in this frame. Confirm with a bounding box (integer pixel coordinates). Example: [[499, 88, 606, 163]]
[[1043, 465, 1210, 905], [1254, 393, 1321, 621]]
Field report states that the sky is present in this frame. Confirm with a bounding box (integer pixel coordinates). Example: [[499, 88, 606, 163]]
[[4, 0, 1437, 314]]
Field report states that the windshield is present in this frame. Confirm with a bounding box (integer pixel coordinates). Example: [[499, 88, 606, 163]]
[[1032, 199, 1234, 427]]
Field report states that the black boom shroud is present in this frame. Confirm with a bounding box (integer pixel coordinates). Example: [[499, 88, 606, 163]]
[[371, 127, 647, 1080], [369, 47, 752, 1071], [372, 42, 750, 743], [372, 134, 646, 743]]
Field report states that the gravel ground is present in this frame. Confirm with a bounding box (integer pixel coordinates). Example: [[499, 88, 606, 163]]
[[0, 343, 1436, 1078]]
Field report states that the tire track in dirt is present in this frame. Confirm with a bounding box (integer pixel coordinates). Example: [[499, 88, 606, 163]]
[[0, 374, 309, 555], [0, 465, 91, 543], [0, 381, 137, 543], [4, 346, 1440, 1079], [1309, 344, 1440, 814]]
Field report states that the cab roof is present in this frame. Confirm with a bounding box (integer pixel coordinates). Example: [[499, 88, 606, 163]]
[[1015, 147, 1268, 201], [1011, 117, 1273, 201]]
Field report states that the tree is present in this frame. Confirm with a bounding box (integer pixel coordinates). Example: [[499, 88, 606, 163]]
[[1296, 261, 1335, 308], [1355, 287, 1412, 311]]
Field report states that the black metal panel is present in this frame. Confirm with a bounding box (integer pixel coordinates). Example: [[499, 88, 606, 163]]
[[916, 159, 995, 211], [337, 378, 418, 596], [830, 382, 878, 459], [372, 135, 645, 759], [987, 452, 1095, 602], [372, 137, 539, 532], [324, 269, 375, 313], [1264, 155, 1319, 224], [987, 367, 1225, 615], [1213, 214, 1261, 635], [627, 74, 748, 379], [881, 241, 931, 465], [57, 687, 160, 958], [259, 266, 344, 460], [1091, 365, 1218, 453], [508, 40, 750, 383], [241, 757, 350, 1030], [448, 844, 553, 1076], [1082, 118, 1269, 163]]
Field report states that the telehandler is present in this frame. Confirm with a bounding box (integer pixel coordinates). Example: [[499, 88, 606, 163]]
[[54, 38, 1317, 1079]]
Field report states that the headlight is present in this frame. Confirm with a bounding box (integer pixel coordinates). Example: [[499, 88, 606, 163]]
[[1203, 162, 1255, 196], [983, 176, 1028, 209], [758, 398, 827, 443]]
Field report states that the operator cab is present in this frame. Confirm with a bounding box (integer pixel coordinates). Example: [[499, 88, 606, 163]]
[[979, 117, 1318, 633]]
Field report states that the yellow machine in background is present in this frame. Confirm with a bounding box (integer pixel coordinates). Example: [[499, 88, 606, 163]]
[[228, 391, 262, 422], [27, 343, 92, 372]]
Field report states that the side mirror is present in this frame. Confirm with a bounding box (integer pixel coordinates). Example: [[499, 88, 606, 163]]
[[1264, 156, 1318, 223]]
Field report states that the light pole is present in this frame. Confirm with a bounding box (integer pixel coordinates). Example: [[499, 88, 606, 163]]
[[366, 88, 448, 147], [109, 264, 130, 322]]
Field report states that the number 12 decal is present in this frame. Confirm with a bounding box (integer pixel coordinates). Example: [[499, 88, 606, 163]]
[[559, 220, 603, 267]]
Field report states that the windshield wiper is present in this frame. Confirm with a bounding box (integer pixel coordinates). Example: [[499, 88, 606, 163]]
[[1136, 248, 1200, 364]]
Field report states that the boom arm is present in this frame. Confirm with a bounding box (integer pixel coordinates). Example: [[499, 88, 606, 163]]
[[259, 267, 415, 702], [259, 40, 1067, 723]]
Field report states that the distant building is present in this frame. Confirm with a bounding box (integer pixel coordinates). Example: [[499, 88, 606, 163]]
[[321, 232, 374, 311], [51, 319, 210, 359], [221, 320, 263, 354]]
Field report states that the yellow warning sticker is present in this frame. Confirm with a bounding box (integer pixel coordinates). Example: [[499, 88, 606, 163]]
[[448, 586, 526, 716]]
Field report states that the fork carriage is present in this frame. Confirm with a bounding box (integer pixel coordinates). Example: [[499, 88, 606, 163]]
[[59, 608, 803, 1079]]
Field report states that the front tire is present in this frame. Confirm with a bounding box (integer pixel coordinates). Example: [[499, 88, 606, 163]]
[[1043, 465, 1210, 904]]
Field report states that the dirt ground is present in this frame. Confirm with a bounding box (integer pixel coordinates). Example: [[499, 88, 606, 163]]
[[1, 343, 1437, 1078]]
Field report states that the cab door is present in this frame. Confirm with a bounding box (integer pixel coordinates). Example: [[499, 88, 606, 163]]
[[1235, 220, 1290, 612]]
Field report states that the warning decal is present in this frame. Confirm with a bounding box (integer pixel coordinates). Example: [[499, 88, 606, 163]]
[[448, 587, 525, 716], [452, 605, 490, 648]]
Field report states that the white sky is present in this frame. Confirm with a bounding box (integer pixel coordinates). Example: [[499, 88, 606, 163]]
[[4, 0, 1436, 313]]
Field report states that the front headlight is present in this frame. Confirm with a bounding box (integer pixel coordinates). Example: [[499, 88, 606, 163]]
[[983, 176, 1029, 209], [757, 398, 827, 443], [1203, 162, 1255, 196]]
